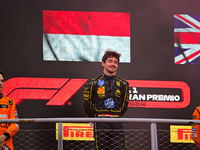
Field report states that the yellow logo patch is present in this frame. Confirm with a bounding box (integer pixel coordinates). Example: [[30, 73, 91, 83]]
[[98, 86, 105, 94], [116, 81, 120, 86]]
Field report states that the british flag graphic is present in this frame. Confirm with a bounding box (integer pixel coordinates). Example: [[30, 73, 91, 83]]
[[174, 14, 200, 65]]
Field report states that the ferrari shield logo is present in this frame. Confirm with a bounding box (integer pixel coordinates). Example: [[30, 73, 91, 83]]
[[116, 81, 120, 86]]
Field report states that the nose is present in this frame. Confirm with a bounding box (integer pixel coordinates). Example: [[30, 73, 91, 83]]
[[111, 61, 116, 65]]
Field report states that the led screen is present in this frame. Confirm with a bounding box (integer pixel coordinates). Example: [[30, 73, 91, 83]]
[[43, 10, 131, 62], [174, 14, 200, 65]]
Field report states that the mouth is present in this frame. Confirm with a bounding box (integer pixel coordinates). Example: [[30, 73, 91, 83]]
[[109, 66, 116, 70]]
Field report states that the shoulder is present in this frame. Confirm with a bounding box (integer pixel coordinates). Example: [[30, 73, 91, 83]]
[[1, 96, 15, 105], [193, 106, 200, 115], [84, 75, 103, 88], [116, 76, 129, 85], [2, 95, 13, 101], [87, 75, 104, 84], [196, 106, 200, 111]]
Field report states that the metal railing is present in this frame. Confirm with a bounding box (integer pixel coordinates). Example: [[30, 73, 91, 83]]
[[1, 118, 199, 150]]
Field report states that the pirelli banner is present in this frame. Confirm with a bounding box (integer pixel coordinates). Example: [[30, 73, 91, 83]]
[[170, 125, 194, 143], [128, 80, 190, 109], [56, 123, 94, 141]]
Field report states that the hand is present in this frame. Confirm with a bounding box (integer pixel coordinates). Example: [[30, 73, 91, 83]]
[[0, 141, 5, 150], [0, 135, 6, 149]]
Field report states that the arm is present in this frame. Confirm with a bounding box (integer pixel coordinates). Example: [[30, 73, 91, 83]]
[[192, 107, 200, 148], [120, 82, 130, 117], [5, 99, 19, 139], [83, 80, 94, 117]]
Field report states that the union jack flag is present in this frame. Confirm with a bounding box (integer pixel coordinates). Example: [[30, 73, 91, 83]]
[[174, 14, 200, 65]]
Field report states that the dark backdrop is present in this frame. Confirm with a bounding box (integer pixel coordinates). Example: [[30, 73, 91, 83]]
[[1, 0, 200, 130]]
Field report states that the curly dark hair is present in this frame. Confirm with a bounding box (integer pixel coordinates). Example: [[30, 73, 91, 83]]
[[102, 50, 121, 63], [0, 69, 5, 78]]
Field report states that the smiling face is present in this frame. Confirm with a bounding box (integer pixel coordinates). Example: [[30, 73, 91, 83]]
[[102, 57, 119, 76], [0, 74, 4, 93]]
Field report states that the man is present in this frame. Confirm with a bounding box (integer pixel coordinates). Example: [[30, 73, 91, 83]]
[[0, 69, 19, 150], [83, 50, 129, 150], [192, 106, 200, 149]]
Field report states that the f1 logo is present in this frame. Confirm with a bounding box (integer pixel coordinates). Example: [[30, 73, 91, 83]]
[[2, 77, 88, 106], [2, 77, 191, 108]]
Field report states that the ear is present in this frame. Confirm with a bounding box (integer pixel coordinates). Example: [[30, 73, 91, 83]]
[[102, 61, 105, 68]]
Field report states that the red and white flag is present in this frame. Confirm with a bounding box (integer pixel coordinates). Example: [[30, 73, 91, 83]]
[[43, 10, 130, 62]]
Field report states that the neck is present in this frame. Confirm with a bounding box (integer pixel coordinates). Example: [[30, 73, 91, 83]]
[[103, 70, 116, 76], [0, 93, 3, 99]]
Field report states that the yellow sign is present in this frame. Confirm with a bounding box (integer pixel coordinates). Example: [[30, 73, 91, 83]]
[[56, 123, 94, 141], [170, 125, 194, 143]]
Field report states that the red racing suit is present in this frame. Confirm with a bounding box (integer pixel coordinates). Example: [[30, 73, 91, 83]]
[[192, 106, 200, 149], [0, 93, 19, 150], [83, 74, 129, 150]]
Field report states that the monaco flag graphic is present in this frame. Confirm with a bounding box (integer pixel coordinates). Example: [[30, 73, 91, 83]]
[[43, 10, 130, 62]]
